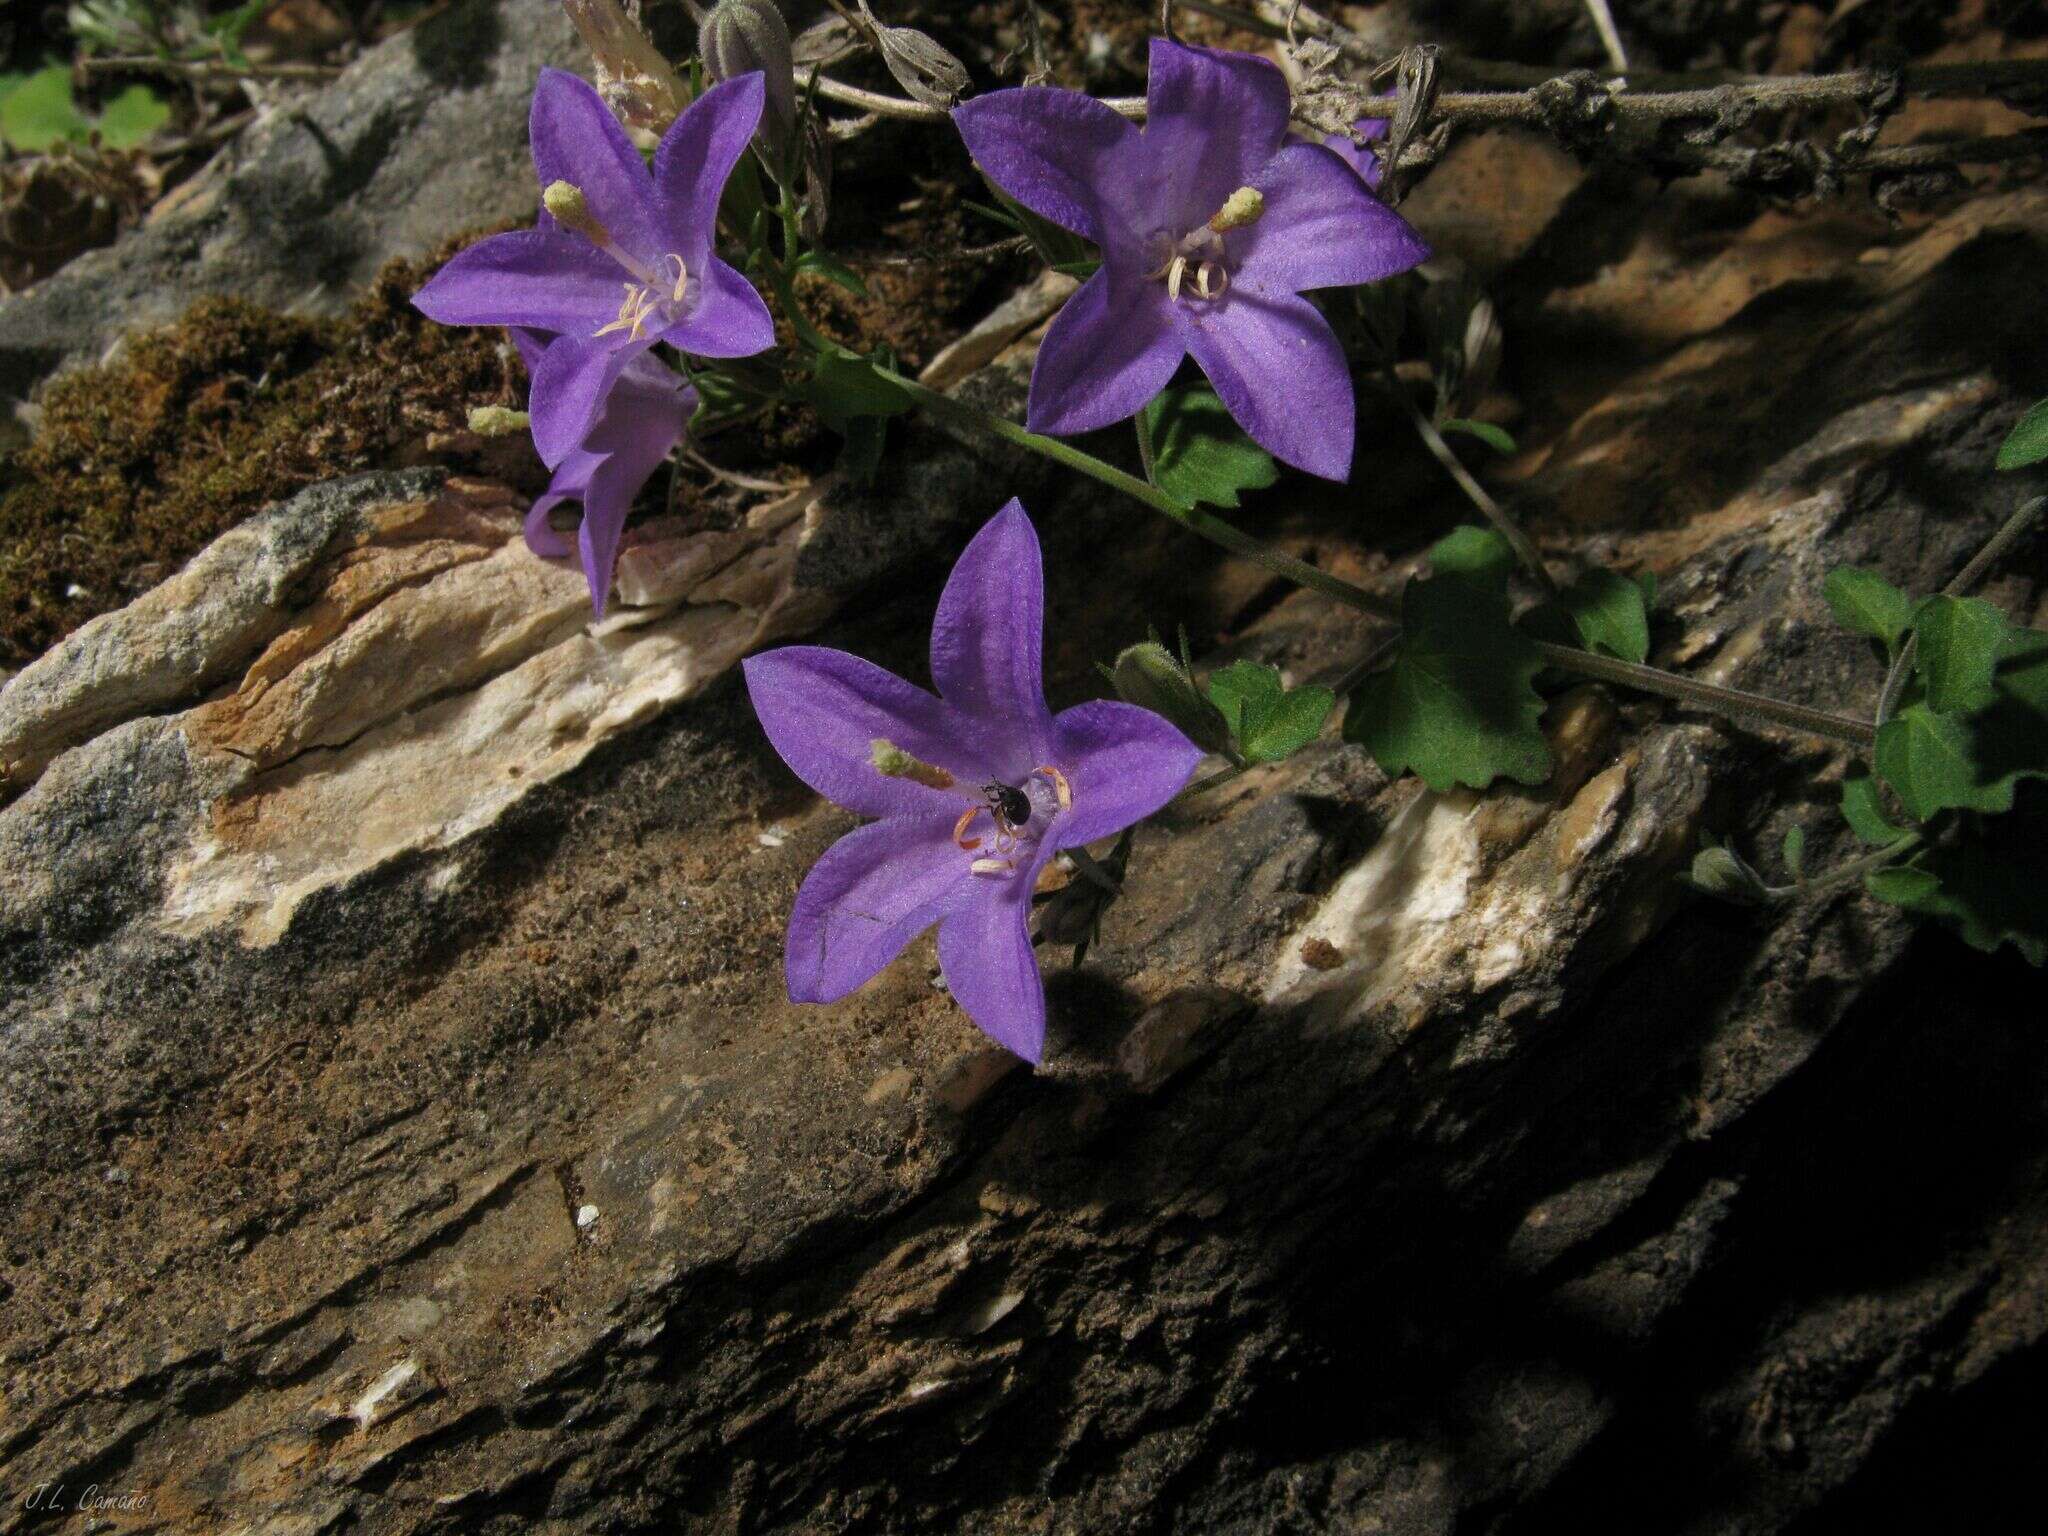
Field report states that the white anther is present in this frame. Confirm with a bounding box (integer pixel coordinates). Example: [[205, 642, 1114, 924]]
[[971, 858, 1016, 877]]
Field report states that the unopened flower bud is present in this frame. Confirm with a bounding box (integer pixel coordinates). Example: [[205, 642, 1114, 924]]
[[1109, 641, 1233, 757], [870, 737, 955, 790], [562, 0, 686, 133], [1685, 844, 1771, 906], [1207, 187, 1265, 234], [858, 1, 969, 109], [700, 0, 797, 170], [466, 405, 531, 436], [542, 179, 611, 245]]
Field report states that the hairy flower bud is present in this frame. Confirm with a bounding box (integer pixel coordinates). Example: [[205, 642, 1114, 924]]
[[700, 0, 797, 170], [542, 179, 611, 245], [1207, 187, 1264, 234], [466, 405, 531, 437], [857, 1, 969, 109], [1686, 844, 1771, 906], [1109, 641, 1234, 757]]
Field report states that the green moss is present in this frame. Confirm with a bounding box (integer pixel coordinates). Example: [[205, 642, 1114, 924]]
[[0, 243, 530, 665]]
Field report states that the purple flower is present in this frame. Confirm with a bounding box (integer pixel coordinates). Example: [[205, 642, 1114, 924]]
[[742, 502, 1203, 1062], [1326, 115, 1387, 192], [510, 329, 695, 617], [953, 39, 1429, 481], [413, 68, 775, 467]]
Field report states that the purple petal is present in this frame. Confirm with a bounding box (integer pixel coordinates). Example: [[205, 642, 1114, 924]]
[[411, 229, 623, 332], [1142, 39, 1291, 231], [524, 486, 579, 560], [936, 840, 1056, 1062], [1183, 291, 1355, 481], [529, 334, 642, 466], [660, 256, 776, 359], [1047, 700, 1203, 848], [530, 68, 664, 266], [786, 818, 973, 1004], [1325, 116, 1387, 191], [742, 648, 993, 821], [928, 501, 1056, 777], [952, 87, 1141, 249], [653, 73, 765, 269], [1024, 267, 1185, 438], [573, 381, 692, 616], [1239, 143, 1430, 292]]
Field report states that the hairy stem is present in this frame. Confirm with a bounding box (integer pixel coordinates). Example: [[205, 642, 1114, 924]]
[[1764, 831, 1923, 903], [1396, 386, 1558, 597]]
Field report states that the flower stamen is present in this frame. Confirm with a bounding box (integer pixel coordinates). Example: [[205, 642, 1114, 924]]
[[954, 805, 985, 850], [971, 857, 1017, 877], [1032, 764, 1073, 812]]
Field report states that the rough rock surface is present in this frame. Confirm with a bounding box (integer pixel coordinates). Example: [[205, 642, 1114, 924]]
[[0, 0, 580, 409], [3, 122, 2048, 1536]]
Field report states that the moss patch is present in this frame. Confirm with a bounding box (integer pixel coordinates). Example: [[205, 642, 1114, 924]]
[[0, 246, 530, 665]]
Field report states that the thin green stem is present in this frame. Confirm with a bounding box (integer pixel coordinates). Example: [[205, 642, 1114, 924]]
[[1134, 410, 1159, 486], [1396, 383, 1558, 597], [1536, 643, 1875, 747], [1764, 831, 1922, 903], [878, 366, 1400, 620]]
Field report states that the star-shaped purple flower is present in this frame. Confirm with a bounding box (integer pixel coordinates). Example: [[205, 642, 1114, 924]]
[[953, 39, 1430, 481], [414, 67, 775, 467], [742, 501, 1203, 1063], [510, 329, 695, 617]]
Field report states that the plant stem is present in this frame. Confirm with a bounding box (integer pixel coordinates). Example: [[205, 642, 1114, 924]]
[[1397, 388, 1559, 597], [888, 371, 1877, 748], [1536, 644, 1875, 746], [880, 367, 1399, 620], [1764, 831, 1922, 903]]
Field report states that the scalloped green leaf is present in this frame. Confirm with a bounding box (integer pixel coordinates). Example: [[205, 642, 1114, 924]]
[[1427, 525, 1515, 597], [1866, 796, 2048, 965], [1873, 703, 2012, 822], [1824, 566, 1913, 652], [1344, 570, 1552, 792], [1912, 594, 2008, 716], [1996, 400, 2048, 471], [1206, 660, 1332, 765], [1840, 775, 1908, 847]]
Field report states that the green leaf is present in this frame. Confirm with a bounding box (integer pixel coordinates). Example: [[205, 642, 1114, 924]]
[[1824, 566, 1913, 652], [1970, 625, 2048, 799], [1873, 703, 2013, 821], [1782, 824, 1806, 881], [1537, 567, 1652, 664], [837, 413, 887, 486], [1439, 419, 1518, 456], [803, 350, 912, 433], [1344, 570, 1552, 792], [1140, 384, 1280, 511], [793, 249, 870, 299], [1840, 775, 1909, 846], [1050, 258, 1103, 279], [1911, 594, 2009, 715], [0, 65, 89, 152], [1204, 661, 1336, 765], [93, 83, 169, 149], [1996, 400, 2048, 471], [1427, 525, 1515, 597], [1865, 795, 2048, 965]]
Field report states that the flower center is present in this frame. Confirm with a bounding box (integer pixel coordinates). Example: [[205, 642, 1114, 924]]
[[1147, 185, 1264, 305], [594, 253, 692, 343], [954, 766, 1072, 878]]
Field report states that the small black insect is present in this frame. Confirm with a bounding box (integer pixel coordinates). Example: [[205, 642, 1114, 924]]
[[983, 780, 1033, 832]]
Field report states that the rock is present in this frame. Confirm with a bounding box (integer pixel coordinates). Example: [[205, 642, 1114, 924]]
[[0, 0, 581, 409], [2, 121, 2047, 1536]]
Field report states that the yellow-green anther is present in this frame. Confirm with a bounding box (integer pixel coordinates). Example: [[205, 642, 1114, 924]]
[[1207, 187, 1265, 234], [543, 180, 611, 245], [466, 405, 531, 437], [870, 738, 955, 790]]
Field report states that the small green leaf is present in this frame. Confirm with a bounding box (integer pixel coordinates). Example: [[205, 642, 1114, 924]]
[[1050, 258, 1103, 279], [0, 65, 89, 152], [1344, 570, 1552, 792], [1439, 419, 1517, 456], [1536, 567, 1652, 664], [1865, 795, 2048, 965], [1840, 775, 1908, 846], [1911, 594, 2009, 715], [94, 83, 170, 148], [1996, 400, 2048, 471], [1205, 661, 1337, 765], [1427, 525, 1515, 597], [1873, 703, 2013, 821], [1140, 385, 1280, 510], [793, 249, 870, 299], [804, 350, 912, 433], [1782, 824, 1806, 881], [1824, 566, 1913, 652]]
